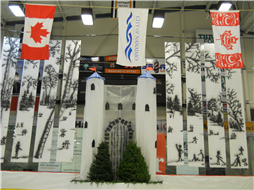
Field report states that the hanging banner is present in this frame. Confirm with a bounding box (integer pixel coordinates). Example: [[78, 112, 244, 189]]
[[156, 133, 166, 174], [225, 69, 248, 168], [164, 42, 184, 166], [204, 43, 226, 167], [1, 37, 20, 162], [117, 8, 148, 67], [185, 43, 205, 167], [111, 0, 135, 18], [11, 59, 40, 162], [20, 4, 56, 60], [33, 40, 62, 162], [210, 11, 244, 69], [56, 40, 81, 162]]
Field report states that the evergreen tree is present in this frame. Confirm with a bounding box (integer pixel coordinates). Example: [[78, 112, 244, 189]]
[[166, 97, 173, 113], [188, 101, 195, 116], [173, 95, 181, 112], [87, 141, 114, 182], [117, 141, 150, 183]]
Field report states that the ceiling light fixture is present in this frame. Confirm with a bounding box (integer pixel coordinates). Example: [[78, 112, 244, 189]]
[[152, 10, 165, 28], [8, 1, 24, 17], [81, 8, 93, 25], [218, 2, 232, 11]]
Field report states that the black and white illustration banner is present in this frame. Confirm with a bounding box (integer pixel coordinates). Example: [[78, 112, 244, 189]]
[[11, 59, 40, 162], [205, 43, 226, 167], [164, 42, 184, 166], [56, 40, 81, 162], [1, 37, 20, 162], [226, 69, 248, 169], [185, 43, 205, 167], [33, 40, 62, 162]]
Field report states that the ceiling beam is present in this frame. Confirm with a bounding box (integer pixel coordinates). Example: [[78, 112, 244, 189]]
[[56, 0, 66, 21], [205, 1, 213, 10], [245, 22, 254, 34], [240, 7, 254, 26]]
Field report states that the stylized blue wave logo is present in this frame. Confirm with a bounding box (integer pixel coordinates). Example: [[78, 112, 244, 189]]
[[125, 12, 133, 62]]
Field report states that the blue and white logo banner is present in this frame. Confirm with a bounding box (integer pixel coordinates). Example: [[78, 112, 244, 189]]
[[117, 8, 148, 67]]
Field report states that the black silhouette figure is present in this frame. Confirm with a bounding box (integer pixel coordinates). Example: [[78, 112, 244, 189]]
[[59, 129, 67, 137], [209, 130, 214, 135], [188, 125, 194, 132], [190, 136, 198, 144], [21, 129, 27, 136], [241, 158, 248, 166], [192, 154, 199, 161], [1, 136, 7, 145], [230, 133, 236, 139], [13, 72, 21, 94], [61, 140, 70, 149], [216, 151, 225, 165], [15, 141, 22, 158], [168, 126, 173, 133], [198, 150, 205, 161], [175, 144, 183, 162], [231, 154, 241, 167], [239, 146, 244, 155]]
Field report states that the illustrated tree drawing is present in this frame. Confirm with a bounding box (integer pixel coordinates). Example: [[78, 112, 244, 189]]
[[60, 40, 81, 117], [173, 95, 182, 112], [225, 88, 244, 132], [187, 88, 202, 116], [19, 75, 37, 110], [69, 79, 79, 102], [208, 98, 218, 116], [166, 82, 175, 94], [185, 43, 201, 74], [165, 42, 180, 79], [207, 98, 223, 126], [204, 51, 220, 83], [1, 37, 19, 113], [34, 41, 61, 159], [41, 65, 58, 105], [166, 97, 174, 113]]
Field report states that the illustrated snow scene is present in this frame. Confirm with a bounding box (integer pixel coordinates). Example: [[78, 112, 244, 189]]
[[1, 37, 20, 162], [164, 42, 184, 165], [11, 59, 40, 162], [33, 40, 62, 162], [204, 44, 226, 167], [185, 43, 205, 167], [56, 40, 81, 162]]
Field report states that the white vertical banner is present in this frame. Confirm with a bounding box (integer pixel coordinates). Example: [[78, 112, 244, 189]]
[[164, 42, 184, 166], [80, 72, 105, 180], [136, 72, 157, 181], [33, 40, 62, 162], [117, 8, 148, 66], [56, 40, 81, 162], [225, 69, 248, 168], [11, 59, 40, 162], [204, 43, 226, 167], [1, 37, 20, 162], [185, 43, 205, 167]]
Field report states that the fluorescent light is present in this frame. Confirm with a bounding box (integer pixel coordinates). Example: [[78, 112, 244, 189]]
[[152, 18, 164, 28], [218, 2, 232, 11], [146, 58, 154, 64], [91, 57, 99, 61], [9, 5, 24, 17], [81, 8, 94, 25], [152, 10, 165, 28]]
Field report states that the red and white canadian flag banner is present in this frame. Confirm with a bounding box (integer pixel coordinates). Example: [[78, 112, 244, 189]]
[[20, 4, 56, 60], [210, 10, 244, 69]]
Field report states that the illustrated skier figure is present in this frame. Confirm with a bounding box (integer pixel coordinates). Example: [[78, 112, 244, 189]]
[[198, 149, 205, 161], [231, 154, 241, 167], [192, 154, 198, 161], [1, 136, 6, 145], [168, 126, 173, 133], [231, 133, 236, 139], [188, 125, 194, 132], [59, 129, 67, 137], [216, 151, 225, 165], [190, 136, 198, 144], [15, 141, 22, 158], [175, 144, 183, 162], [239, 146, 244, 155], [62, 140, 70, 149], [241, 158, 248, 166]]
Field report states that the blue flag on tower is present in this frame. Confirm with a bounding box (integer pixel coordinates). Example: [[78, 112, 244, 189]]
[[117, 8, 148, 67]]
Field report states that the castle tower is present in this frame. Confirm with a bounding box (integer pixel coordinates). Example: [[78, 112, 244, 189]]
[[136, 71, 157, 181], [80, 72, 105, 180]]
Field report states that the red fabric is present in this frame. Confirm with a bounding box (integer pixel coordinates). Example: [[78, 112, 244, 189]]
[[89, 67, 97, 72], [156, 133, 166, 174], [25, 4, 56, 19], [215, 53, 244, 69], [210, 12, 239, 26], [146, 66, 154, 71], [21, 44, 49, 60]]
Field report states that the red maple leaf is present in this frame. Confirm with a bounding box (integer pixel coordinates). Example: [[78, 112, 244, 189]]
[[30, 22, 50, 43]]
